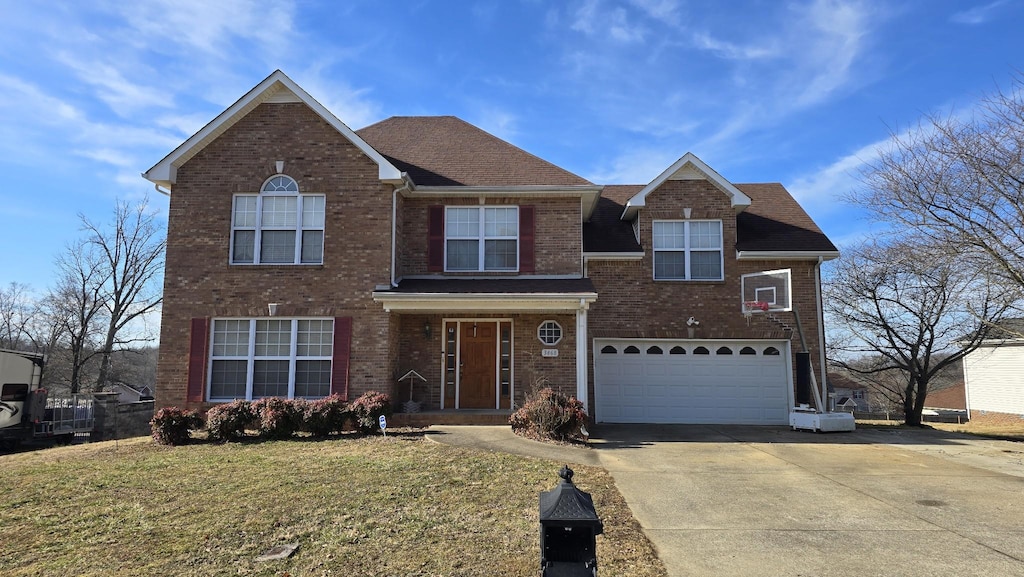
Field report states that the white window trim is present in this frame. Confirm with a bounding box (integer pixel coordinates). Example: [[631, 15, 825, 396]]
[[230, 175, 325, 265], [652, 219, 724, 281], [537, 320, 563, 346], [444, 206, 520, 272], [207, 318, 334, 402]]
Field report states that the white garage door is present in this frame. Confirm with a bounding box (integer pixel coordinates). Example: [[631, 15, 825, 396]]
[[594, 339, 791, 424]]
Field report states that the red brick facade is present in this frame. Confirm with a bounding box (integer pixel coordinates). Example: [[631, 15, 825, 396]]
[[151, 80, 833, 422]]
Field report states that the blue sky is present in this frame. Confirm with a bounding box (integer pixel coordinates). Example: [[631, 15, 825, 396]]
[[1, 0, 1022, 292]]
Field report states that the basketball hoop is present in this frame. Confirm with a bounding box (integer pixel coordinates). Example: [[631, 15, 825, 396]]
[[742, 301, 769, 324]]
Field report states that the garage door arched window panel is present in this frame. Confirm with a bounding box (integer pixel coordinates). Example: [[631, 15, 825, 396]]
[[740, 346, 757, 355], [716, 346, 733, 355], [693, 346, 710, 355], [601, 345, 618, 354], [538, 320, 563, 346], [670, 346, 686, 354], [763, 346, 780, 355], [652, 220, 723, 281], [231, 175, 325, 265], [624, 345, 640, 354], [647, 346, 663, 354]]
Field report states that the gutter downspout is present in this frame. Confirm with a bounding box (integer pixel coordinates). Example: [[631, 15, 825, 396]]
[[154, 184, 171, 197], [815, 255, 828, 411], [390, 174, 412, 288]]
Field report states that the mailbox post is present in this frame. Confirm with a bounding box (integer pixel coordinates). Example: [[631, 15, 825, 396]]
[[538, 465, 603, 577]]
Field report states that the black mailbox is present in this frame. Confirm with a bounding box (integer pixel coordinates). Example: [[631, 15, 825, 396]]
[[539, 465, 604, 577]]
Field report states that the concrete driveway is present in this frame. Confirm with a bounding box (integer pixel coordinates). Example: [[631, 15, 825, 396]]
[[431, 424, 1024, 576]]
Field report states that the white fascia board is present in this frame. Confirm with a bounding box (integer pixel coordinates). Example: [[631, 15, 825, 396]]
[[736, 250, 841, 261], [372, 291, 598, 313], [407, 185, 602, 196], [621, 152, 752, 220], [583, 252, 645, 261], [142, 70, 402, 189]]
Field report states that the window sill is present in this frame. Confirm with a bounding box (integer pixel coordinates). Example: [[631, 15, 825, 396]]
[[228, 263, 326, 269]]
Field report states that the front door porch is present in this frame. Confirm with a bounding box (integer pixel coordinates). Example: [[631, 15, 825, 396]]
[[442, 319, 513, 410]]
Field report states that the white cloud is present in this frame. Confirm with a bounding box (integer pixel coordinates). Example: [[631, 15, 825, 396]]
[[470, 107, 519, 142], [585, 147, 680, 184], [692, 32, 780, 60], [787, 139, 882, 209], [791, 0, 871, 107], [629, 0, 684, 25], [950, 0, 1008, 25], [571, 0, 647, 43], [56, 54, 174, 115]]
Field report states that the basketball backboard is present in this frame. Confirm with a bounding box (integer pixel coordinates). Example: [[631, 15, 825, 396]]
[[741, 268, 792, 313]]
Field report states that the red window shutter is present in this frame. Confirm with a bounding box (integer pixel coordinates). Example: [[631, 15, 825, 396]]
[[427, 205, 444, 272], [331, 317, 353, 400], [519, 205, 536, 273], [186, 318, 210, 404]]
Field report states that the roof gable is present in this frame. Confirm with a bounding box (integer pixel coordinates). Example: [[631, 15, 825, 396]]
[[621, 152, 751, 220], [143, 70, 402, 189], [356, 116, 594, 188]]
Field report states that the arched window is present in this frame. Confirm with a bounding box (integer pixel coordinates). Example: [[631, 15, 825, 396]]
[[601, 345, 618, 354], [764, 347, 781, 355], [740, 347, 757, 355], [693, 346, 710, 355], [670, 346, 686, 354], [716, 346, 733, 355], [624, 345, 640, 354], [231, 175, 325, 264], [647, 346, 663, 354]]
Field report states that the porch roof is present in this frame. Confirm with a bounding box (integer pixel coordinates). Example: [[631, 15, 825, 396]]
[[372, 278, 598, 313]]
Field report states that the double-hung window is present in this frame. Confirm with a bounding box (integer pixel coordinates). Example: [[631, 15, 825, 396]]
[[231, 175, 325, 264], [209, 318, 334, 401], [445, 206, 519, 271], [652, 220, 723, 280]]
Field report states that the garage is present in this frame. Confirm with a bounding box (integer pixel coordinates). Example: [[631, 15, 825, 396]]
[[593, 339, 792, 424]]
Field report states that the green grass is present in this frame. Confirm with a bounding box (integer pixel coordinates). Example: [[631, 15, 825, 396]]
[[0, 432, 666, 576]]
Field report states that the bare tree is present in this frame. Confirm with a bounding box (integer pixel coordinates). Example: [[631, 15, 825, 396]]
[[0, 282, 33, 349], [824, 239, 1018, 426], [46, 241, 109, 393], [854, 75, 1024, 325], [80, 199, 165, 390]]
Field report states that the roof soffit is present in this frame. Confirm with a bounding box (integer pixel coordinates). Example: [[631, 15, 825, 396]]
[[621, 152, 752, 220], [142, 70, 402, 189]]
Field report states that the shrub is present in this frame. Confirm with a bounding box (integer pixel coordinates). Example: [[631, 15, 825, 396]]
[[150, 407, 203, 446], [510, 388, 588, 442], [300, 395, 350, 437], [349, 391, 393, 434], [205, 400, 254, 442], [252, 397, 301, 440]]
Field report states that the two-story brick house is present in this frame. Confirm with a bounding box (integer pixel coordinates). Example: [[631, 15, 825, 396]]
[[144, 70, 838, 425]]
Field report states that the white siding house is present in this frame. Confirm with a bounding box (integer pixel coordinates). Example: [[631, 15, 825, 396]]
[[963, 342, 1024, 419]]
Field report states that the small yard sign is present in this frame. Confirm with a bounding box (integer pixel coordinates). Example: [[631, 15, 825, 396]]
[[379, 414, 387, 436]]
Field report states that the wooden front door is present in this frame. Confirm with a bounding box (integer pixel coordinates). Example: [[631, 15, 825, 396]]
[[459, 322, 497, 409]]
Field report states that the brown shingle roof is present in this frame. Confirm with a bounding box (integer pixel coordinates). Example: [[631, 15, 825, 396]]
[[390, 278, 596, 294], [583, 185, 643, 253], [583, 183, 837, 254], [925, 382, 966, 410], [735, 183, 837, 253], [356, 116, 593, 187]]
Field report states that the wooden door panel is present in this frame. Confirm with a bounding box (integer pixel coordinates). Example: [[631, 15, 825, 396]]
[[460, 322, 496, 408]]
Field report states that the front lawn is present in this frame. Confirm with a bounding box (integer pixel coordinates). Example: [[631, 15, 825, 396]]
[[0, 432, 666, 576]]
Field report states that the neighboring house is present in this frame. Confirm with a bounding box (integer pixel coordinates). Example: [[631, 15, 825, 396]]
[[827, 372, 871, 413], [963, 319, 1024, 425], [110, 383, 154, 404], [143, 71, 838, 425], [924, 382, 966, 411]]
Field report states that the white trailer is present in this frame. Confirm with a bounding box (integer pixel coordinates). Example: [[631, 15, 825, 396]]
[[0, 349, 95, 449]]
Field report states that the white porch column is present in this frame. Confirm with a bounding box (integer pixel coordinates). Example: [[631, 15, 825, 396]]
[[576, 305, 589, 413]]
